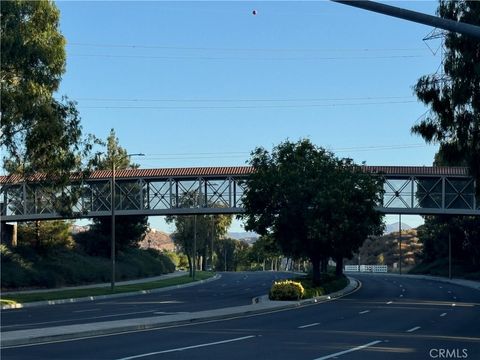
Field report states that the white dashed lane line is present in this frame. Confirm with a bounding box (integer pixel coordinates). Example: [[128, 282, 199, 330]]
[[298, 323, 320, 329], [313, 340, 382, 360], [406, 326, 421, 333], [359, 310, 370, 314], [440, 313, 447, 317], [386, 301, 393, 304]]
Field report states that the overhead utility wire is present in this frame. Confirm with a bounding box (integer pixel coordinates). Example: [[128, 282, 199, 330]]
[[141, 144, 428, 159], [68, 42, 428, 53], [70, 53, 425, 61], [76, 96, 414, 103], [79, 100, 416, 110]]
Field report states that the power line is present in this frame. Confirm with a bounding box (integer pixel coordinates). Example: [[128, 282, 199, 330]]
[[76, 95, 415, 103], [138, 144, 428, 160], [70, 53, 425, 61], [68, 42, 429, 54], [78, 100, 417, 110]]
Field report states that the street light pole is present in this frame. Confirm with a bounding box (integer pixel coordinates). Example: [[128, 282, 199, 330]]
[[111, 159, 116, 291], [193, 214, 197, 280], [399, 214, 402, 275], [211, 215, 215, 271], [110, 152, 145, 292]]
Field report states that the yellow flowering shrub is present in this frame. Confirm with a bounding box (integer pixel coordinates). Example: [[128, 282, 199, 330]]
[[269, 280, 305, 300]]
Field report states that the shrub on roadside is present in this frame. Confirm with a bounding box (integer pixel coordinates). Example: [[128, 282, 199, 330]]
[[269, 280, 305, 300]]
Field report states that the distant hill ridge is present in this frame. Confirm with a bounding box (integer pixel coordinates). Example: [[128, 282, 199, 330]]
[[385, 222, 412, 234]]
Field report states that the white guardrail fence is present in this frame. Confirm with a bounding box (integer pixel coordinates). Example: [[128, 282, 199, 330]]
[[344, 265, 388, 273]]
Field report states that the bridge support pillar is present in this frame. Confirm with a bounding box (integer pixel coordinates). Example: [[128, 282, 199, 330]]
[[0, 222, 17, 247]]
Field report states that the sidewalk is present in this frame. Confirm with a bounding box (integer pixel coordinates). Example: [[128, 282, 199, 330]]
[[0, 277, 360, 347]]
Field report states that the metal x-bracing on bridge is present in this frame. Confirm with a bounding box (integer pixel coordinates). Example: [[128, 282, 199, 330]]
[[0, 166, 478, 222]]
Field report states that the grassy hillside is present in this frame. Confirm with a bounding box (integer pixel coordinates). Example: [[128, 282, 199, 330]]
[[1, 245, 175, 290]]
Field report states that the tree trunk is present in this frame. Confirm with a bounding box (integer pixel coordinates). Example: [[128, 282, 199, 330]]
[[187, 255, 193, 277], [311, 257, 321, 286], [320, 256, 328, 273], [335, 256, 343, 276], [202, 248, 207, 271], [35, 220, 41, 249]]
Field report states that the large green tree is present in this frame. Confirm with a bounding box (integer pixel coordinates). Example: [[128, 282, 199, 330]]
[[1, 1, 90, 183], [412, 1, 480, 190], [241, 139, 384, 284]]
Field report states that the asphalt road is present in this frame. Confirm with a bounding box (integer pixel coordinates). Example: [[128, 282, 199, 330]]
[[2, 273, 480, 360], [0, 271, 294, 332]]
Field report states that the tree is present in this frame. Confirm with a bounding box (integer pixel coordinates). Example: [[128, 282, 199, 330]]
[[241, 139, 384, 284], [1, 1, 91, 186], [166, 195, 233, 276], [17, 220, 74, 253], [411, 1, 480, 192], [77, 130, 148, 256], [249, 235, 282, 270]]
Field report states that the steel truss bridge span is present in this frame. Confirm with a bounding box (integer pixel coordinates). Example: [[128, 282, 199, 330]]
[[0, 166, 478, 222]]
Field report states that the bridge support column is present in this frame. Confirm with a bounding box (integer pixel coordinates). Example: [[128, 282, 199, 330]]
[[0, 222, 17, 247]]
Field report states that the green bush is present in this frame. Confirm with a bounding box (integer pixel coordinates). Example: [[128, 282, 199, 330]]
[[269, 280, 305, 300]]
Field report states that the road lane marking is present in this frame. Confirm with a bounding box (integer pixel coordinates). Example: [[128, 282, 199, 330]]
[[115, 335, 256, 360], [399, 294, 403, 297], [359, 310, 370, 314], [313, 340, 382, 360], [402, 289, 405, 292], [72, 309, 101, 313], [386, 301, 393, 304], [406, 326, 421, 332], [440, 313, 447, 317], [298, 322, 320, 329]]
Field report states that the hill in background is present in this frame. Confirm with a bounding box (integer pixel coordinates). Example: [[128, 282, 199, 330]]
[[385, 222, 412, 234], [139, 229, 175, 252], [346, 228, 422, 268]]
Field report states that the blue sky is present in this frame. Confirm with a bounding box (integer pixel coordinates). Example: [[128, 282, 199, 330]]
[[55, 1, 443, 232]]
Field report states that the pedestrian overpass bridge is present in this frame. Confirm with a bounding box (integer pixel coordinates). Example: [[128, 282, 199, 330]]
[[0, 165, 478, 222]]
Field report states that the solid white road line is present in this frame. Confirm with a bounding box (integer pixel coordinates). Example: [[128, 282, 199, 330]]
[[298, 323, 320, 329], [313, 340, 382, 360], [359, 310, 370, 314], [440, 313, 447, 317], [406, 326, 421, 333], [115, 335, 256, 360]]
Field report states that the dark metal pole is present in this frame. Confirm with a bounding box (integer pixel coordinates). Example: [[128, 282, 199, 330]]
[[211, 215, 215, 271], [399, 214, 402, 275], [448, 231, 452, 280], [331, 0, 480, 39], [111, 160, 116, 291], [193, 214, 197, 280]]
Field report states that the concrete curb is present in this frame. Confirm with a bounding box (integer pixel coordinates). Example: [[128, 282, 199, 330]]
[[1, 274, 221, 311], [1, 276, 359, 348]]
